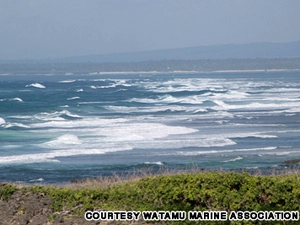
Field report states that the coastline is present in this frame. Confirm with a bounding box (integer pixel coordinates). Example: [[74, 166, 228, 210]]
[[2, 67, 299, 77], [96, 68, 300, 75]]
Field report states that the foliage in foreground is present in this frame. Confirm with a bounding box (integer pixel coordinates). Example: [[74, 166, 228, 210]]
[[2, 171, 300, 224]]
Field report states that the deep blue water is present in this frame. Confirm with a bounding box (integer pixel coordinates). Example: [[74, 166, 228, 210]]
[[1, 71, 300, 184]]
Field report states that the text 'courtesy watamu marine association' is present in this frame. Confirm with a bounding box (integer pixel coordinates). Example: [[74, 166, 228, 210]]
[[85, 210, 299, 221]]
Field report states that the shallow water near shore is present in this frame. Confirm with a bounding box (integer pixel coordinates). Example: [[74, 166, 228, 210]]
[[1, 71, 300, 184]]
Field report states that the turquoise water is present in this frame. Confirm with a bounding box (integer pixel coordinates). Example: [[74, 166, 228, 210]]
[[1, 72, 300, 183]]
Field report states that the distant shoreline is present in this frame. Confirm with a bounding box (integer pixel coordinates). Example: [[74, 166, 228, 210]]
[[1, 68, 300, 77], [96, 68, 300, 75], [1, 58, 299, 76]]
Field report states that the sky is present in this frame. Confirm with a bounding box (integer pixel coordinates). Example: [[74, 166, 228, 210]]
[[0, 0, 299, 60]]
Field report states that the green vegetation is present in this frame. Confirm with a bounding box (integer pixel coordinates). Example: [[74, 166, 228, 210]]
[[2, 171, 300, 224], [0, 183, 18, 201]]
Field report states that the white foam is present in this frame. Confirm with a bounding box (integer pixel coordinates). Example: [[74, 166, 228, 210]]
[[59, 80, 76, 83], [8, 115, 32, 119], [0, 145, 133, 164], [29, 178, 44, 182], [67, 96, 80, 100], [76, 89, 83, 92], [235, 146, 277, 152], [93, 123, 198, 141], [105, 105, 201, 114], [138, 137, 236, 149], [33, 110, 81, 121], [30, 117, 127, 129], [275, 152, 291, 155], [43, 134, 82, 148], [26, 83, 46, 88], [250, 134, 278, 139], [10, 98, 23, 102], [223, 156, 243, 162], [79, 101, 103, 105], [165, 146, 277, 156], [233, 132, 277, 139], [128, 95, 204, 105], [144, 161, 164, 165], [0, 117, 5, 125], [29, 117, 205, 155], [165, 149, 234, 156], [212, 100, 300, 112], [2, 123, 30, 129]]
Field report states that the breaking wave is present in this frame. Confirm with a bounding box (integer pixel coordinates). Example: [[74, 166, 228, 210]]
[[26, 83, 46, 88]]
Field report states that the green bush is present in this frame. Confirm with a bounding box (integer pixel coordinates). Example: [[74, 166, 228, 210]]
[[2, 172, 300, 224], [0, 183, 18, 201]]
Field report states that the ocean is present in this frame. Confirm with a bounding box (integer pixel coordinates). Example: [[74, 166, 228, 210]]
[[0, 71, 300, 184]]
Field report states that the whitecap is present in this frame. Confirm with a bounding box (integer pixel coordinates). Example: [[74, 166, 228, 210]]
[[0, 117, 6, 125], [2, 123, 30, 129], [29, 178, 44, 183], [67, 97, 80, 100], [223, 156, 243, 162], [136, 137, 236, 150], [33, 110, 81, 121], [10, 98, 23, 102], [43, 134, 82, 148], [234, 133, 278, 139], [162, 149, 235, 156], [76, 89, 83, 92], [235, 146, 277, 152], [26, 83, 46, 89], [130, 95, 204, 105], [8, 115, 32, 119], [0, 145, 133, 164], [212, 100, 300, 112], [59, 80, 76, 83], [144, 161, 164, 165], [250, 134, 278, 139], [275, 152, 290, 155], [161, 146, 277, 156]]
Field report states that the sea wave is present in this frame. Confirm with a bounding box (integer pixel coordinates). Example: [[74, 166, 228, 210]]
[[212, 100, 300, 111], [0, 145, 133, 164], [42, 134, 82, 148], [223, 156, 243, 162], [9, 98, 23, 102], [128, 95, 204, 105], [2, 123, 30, 129], [26, 83, 46, 88], [164, 146, 278, 156], [33, 110, 82, 121], [144, 161, 164, 165], [0, 117, 5, 125], [67, 97, 80, 100], [59, 80, 76, 83]]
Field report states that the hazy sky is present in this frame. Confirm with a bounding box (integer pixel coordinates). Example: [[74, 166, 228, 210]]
[[1, 0, 299, 60]]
